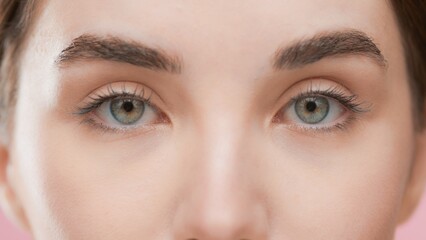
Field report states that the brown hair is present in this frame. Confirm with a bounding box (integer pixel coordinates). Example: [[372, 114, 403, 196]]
[[390, 0, 426, 127], [0, 0, 425, 129], [0, 0, 34, 128]]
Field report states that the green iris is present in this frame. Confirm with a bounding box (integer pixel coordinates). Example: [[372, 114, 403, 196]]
[[295, 96, 330, 124], [110, 98, 145, 125]]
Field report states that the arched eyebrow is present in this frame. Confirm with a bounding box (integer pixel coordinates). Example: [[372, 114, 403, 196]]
[[56, 34, 182, 73], [273, 30, 387, 70], [57, 30, 385, 74]]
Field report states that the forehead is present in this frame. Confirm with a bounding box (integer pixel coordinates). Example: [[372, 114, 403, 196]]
[[33, 0, 396, 64], [22, 0, 403, 104], [42, 0, 390, 32]]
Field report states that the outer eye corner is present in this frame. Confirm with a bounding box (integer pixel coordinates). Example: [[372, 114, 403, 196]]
[[271, 105, 288, 124], [150, 106, 172, 125]]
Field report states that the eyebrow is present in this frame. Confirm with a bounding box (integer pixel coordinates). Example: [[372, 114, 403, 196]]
[[56, 34, 182, 73], [273, 30, 387, 70]]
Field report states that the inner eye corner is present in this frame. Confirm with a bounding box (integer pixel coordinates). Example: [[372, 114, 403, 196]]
[[157, 111, 172, 124]]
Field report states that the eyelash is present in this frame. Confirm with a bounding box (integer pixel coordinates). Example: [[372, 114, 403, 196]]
[[76, 84, 152, 115], [75, 84, 370, 134], [290, 86, 367, 113], [282, 86, 370, 132]]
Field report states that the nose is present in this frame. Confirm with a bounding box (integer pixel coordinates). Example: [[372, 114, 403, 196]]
[[172, 124, 269, 240]]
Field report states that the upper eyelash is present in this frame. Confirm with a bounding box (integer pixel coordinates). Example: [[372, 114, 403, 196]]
[[289, 86, 371, 113], [75, 84, 369, 133], [74, 84, 152, 115]]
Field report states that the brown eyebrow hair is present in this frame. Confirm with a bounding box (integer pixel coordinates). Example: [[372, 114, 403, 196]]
[[56, 34, 182, 73], [273, 30, 387, 70]]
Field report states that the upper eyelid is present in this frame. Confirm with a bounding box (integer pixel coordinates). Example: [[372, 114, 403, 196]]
[[105, 83, 149, 99], [79, 93, 152, 114], [82, 81, 155, 101], [74, 83, 155, 115], [288, 87, 369, 113]]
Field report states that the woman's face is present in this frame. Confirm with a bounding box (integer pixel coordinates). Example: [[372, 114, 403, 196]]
[[3, 0, 425, 239]]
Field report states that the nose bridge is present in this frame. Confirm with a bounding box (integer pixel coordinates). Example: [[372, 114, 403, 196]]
[[195, 106, 253, 214], [172, 112, 268, 239]]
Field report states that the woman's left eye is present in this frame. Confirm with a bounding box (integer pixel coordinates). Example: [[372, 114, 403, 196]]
[[283, 95, 347, 127]]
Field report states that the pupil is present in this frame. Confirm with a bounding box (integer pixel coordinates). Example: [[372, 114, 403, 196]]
[[122, 101, 134, 112], [306, 101, 317, 112]]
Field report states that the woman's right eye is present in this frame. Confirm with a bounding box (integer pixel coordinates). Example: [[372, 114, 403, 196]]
[[75, 83, 169, 132], [95, 97, 159, 127]]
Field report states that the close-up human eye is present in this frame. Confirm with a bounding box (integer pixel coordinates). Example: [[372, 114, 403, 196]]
[[275, 85, 370, 132], [74, 82, 169, 133]]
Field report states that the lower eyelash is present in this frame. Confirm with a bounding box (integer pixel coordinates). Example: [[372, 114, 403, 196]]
[[288, 114, 359, 134], [80, 117, 139, 133], [79, 117, 158, 136], [286, 114, 359, 136]]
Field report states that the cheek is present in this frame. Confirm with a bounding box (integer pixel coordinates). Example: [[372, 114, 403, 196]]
[[11, 93, 181, 239], [265, 108, 414, 238]]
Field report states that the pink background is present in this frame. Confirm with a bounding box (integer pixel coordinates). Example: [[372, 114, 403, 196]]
[[1, 189, 425, 239]]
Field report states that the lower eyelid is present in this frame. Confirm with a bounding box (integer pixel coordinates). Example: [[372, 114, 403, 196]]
[[79, 117, 161, 136]]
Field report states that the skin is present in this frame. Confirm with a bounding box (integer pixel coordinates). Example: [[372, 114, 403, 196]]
[[1, 0, 426, 239]]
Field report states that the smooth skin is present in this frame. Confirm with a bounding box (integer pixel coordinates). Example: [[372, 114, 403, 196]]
[[1, 0, 426, 239]]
